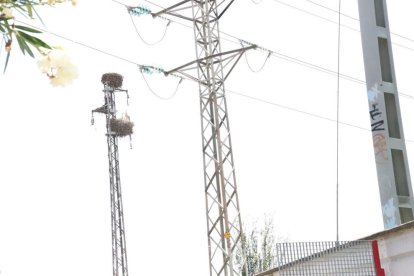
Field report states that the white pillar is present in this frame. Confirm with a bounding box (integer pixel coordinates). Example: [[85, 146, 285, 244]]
[[358, 0, 414, 228]]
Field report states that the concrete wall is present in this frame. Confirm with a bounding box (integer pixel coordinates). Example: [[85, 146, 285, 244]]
[[372, 222, 414, 275]]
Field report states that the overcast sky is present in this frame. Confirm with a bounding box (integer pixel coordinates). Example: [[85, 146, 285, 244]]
[[1, 1, 414, 276]]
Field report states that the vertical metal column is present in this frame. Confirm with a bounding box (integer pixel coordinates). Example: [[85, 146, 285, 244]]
[[358, 0, 414, 228], [191, 2, 246, 275], [105, 86, 129, 276], [93, 74, 129, 276]]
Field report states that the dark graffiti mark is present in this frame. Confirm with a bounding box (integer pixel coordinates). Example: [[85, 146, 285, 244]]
[[370, 104, 381, 120], [370, 104, 385, 132], [372, 120, 385, 131]]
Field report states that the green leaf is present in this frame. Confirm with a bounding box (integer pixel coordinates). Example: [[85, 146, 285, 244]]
[[15, 34, 34, 57], [26, 3, 33, 18], [0, 23, 5, 33], [3, 51, 10, 74], [17, 31, 51, 50], [15, 34, 27, 55], [14, 24, 42, 33], [3, 18, 10, 28]]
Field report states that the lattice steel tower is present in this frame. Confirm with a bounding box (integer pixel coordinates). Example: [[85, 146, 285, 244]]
[[152, 1, 255, 275], [92, 73, 132, 276]]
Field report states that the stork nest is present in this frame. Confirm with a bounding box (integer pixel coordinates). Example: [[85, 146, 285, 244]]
[[101, 73, 123, 88], [110, 118, 134, 137]]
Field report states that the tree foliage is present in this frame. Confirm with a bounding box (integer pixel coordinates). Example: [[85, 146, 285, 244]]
[[236, 214, 284, 276], [0, 0, 74, 72]]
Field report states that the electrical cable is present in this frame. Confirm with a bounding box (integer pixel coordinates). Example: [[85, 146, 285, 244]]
[[15, 16, 414, 102], [111, 0, 128, 6], [139, 68, 183, 100], [143, 0, 368, 84], [7, 6, 414, 146], [269, 50, 365, 84], [112, 0, 171, 46], [226, 88, 414, 144], [11, 17, 414, 146], [129, 13, 171, 46], [243, 49, 272, 73], [143, 3, 414, 101], [270, 0, 414, 52], [17, 20, 143, 66], [303, 0, 414, 45], [250, 0, 264, 5], [144, 0, 414, 53], [10, 9, 414, 138], [145, 0, 414, 100], [271, 0, 359, 33], [142, 0, 369, 84], [304, 0, 358, 21]]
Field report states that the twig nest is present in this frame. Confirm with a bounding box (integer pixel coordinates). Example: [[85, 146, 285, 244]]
[[110, 118, 134, 137], [101, 73, 123, 88]]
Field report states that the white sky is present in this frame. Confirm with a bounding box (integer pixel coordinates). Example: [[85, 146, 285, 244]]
[[1, 0, 414, 275]]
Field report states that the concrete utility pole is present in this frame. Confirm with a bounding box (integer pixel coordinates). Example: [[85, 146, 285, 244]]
[[358, 0, 414, 228], [151, 1, 255, 275]]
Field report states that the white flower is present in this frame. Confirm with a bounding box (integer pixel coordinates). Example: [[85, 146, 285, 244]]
[[1, 7, 13, 19], [39, 0, 78, 6], [37, 47, 78, 87]]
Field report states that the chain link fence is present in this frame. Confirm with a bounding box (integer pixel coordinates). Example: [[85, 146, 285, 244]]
[[256, 241, 381, 276]]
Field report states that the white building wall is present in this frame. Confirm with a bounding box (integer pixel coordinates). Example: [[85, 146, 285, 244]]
[[256, 222, 414, 276], [377, 226, 414, 275]]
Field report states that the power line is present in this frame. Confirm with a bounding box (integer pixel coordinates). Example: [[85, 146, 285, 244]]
[[128, 13, 171, 46], [271, 0, 359, 32], [225, 89, 414, 144], [139, 69, 183, 100], [142, 0, 414, 100], [243, 47, 272, 73], [303, 0, 414, 44], [13, 7, 414, 104], [16, 12, 414, 103], [303, 0, 359, 21], [270, 0, 414, 52], [139, 0, 370, 87], [113, 0, 171, 45], [144, 0, 365, 83], [13, 19, 414, 145]]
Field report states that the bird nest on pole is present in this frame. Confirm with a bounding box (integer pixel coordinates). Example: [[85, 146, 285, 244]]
[[101, 73, 123, 89], [110, 118, 134, 137]]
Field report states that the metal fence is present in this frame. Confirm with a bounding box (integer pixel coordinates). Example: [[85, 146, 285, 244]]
[[262, 241, 381, 276]]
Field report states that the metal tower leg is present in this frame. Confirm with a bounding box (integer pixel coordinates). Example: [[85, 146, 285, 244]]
[[104, 87, 129, 276]]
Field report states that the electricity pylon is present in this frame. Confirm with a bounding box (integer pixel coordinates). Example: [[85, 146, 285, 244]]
[[92, 73, 131, 276], [153, 1, 255, 275]]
